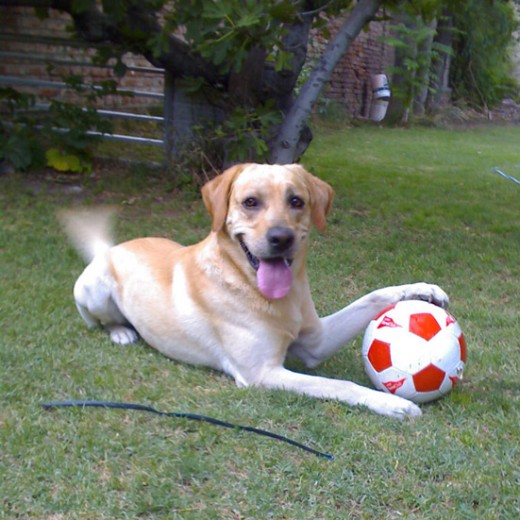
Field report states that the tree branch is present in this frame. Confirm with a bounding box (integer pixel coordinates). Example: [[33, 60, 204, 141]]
[[270, 0, 383, 164]]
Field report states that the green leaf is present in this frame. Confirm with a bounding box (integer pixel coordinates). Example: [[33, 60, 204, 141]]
[[113, 59, 128, 79], [45, 148, 87, 173], [269, 1, 297, 22], [274, 50, 292, 72], [202, 2, 231, 20], [0, 132, 33, 171], [34, 7, 49, 20], [71, 0, 93, 14]]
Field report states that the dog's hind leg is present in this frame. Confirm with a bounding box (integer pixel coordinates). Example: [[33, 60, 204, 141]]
[[73, 260, 139, 345], [105, 324, 139, 345], [75, 300, 101, 329]]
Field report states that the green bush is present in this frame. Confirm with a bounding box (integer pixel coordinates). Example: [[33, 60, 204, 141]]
[[0, 74, 115, 173], [450, 0, 518, 107], [0, 88, 44, 171]]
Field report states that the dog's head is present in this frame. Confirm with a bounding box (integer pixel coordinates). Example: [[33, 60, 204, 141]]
[[202, 163, 334, 300]]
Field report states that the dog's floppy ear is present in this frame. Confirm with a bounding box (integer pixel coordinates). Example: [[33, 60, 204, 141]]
[[202, 164, 248, 232], [293, 165, 334, 232], [310, 175, 334, 232]]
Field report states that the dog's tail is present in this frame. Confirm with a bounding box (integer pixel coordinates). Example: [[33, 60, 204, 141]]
[[59, 207, 116, 263]]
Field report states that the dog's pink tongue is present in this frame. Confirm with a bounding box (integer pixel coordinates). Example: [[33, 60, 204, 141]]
[[257, 259, 292, 299]]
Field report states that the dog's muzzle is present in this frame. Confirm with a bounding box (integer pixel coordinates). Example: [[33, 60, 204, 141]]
[[238, 231, 294, 300]]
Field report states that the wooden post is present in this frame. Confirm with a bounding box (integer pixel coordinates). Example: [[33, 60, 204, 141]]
[[163, 70, 175, 163]]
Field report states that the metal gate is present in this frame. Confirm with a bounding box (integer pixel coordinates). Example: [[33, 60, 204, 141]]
[[0, 31, 175, 162]]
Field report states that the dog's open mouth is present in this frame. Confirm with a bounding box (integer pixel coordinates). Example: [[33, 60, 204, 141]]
[[238, 237, 293, 300]]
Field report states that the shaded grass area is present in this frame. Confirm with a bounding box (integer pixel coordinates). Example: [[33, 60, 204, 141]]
[[1, 125, 519, 518]]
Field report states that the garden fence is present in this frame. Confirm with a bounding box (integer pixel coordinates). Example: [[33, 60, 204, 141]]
[[0, 31, 176, 162]]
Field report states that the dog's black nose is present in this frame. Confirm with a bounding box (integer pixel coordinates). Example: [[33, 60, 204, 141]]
[[267, 227, 295, 253]]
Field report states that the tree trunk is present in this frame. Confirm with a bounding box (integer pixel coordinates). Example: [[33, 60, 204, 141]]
[[413, 18, 437, 116], [385, 13, 416, 125], [426, 9, 453, 112], [269, 0, 383, 164]]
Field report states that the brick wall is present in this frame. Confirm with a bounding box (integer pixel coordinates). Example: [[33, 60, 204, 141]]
[[1, 6, 392, 117], [0, 6, 164, 109], [313, 13, 394, 118]]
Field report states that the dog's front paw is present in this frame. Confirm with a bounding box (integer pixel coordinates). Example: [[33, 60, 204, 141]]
[[363, 391, 422, 419], [401, 282, 449, 309]]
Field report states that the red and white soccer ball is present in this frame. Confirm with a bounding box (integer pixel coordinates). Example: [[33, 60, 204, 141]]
[[362, 300, 467, 404]]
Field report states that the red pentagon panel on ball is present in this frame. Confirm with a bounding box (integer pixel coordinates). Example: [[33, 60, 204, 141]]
[[367, 339, 392, 372], [413, 363, 446, 392], [459, 334, 467, 363], [409, 312, 442, 341]]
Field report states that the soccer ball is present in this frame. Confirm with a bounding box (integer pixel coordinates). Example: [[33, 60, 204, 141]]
[[362, 300, 467, 404]]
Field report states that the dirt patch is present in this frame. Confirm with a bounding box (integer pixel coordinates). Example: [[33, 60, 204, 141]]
[[431, 99, 520, 127], [0, 158, 187, 204], [489, 98, 520, 122]]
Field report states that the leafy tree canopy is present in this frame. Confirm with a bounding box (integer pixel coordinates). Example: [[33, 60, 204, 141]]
[[1, 0, 518, 169]]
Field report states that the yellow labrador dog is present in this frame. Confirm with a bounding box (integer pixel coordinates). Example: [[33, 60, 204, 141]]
[[63, 163, 449, 418]]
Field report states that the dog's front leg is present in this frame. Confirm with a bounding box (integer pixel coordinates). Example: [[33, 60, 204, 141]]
[[255, 366, 422, 418], [292, 282, 449, 368]]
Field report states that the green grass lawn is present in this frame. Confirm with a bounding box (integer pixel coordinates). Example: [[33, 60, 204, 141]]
[[1, 124, 519, 518]]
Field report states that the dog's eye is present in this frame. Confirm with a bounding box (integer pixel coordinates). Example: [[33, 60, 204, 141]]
[[289, 196, 305, 209], [243, 197, 259, 209]]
